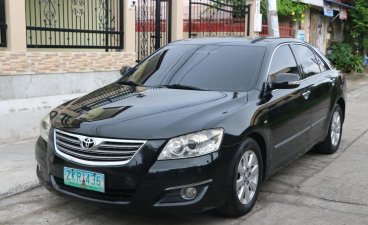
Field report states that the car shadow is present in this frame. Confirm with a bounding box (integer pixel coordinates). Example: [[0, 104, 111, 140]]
[[43, 150, 338, 224]]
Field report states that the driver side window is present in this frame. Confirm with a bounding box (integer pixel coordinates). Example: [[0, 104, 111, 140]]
[[269, 45, 300, 84]]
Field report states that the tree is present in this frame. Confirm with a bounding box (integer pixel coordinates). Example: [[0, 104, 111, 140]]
[[260, 0, 309, 22], [212, 0, 309, 22], [349, 0, 368, 55]]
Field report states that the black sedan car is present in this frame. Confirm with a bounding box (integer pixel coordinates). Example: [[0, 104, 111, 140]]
[[36, 38, 346, 217]]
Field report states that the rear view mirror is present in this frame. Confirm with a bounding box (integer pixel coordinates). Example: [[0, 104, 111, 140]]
[[120, 66, 132, 76], [272, 73, 300, 89]]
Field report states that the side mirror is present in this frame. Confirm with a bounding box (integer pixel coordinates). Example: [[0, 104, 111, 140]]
[[120, 66, 132, 76], [272, 73, 301, 89]]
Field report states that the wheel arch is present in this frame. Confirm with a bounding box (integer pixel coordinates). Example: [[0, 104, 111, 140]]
[[336, 98, 346, 122], [247, 131, 268, 181]]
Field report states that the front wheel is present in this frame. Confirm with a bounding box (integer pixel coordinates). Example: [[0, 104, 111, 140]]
[[217, 138, 263, 217], [315, 104, 343, 154]]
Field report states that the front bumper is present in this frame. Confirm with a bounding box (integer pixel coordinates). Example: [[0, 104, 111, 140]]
[[35, 135, 237, 213]]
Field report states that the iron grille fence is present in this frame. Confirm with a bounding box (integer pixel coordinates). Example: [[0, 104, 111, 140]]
[[0, 0, 6, 47], [187, 0, 250, 38], [26, 0, 124, 50], [135, 0, 172, 61]]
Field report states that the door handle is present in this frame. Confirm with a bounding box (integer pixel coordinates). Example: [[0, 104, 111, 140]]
[[302, 90, 311, 100]]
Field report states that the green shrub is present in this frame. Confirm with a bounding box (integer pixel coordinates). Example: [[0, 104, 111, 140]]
[[327, 43, 364, 73], [350, 54, 364, 73]]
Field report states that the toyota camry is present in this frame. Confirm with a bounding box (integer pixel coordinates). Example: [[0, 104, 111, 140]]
[[36, 38, 346, 217]]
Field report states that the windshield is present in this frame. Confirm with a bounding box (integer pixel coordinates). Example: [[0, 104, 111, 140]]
[[120, 44, 265, 91]]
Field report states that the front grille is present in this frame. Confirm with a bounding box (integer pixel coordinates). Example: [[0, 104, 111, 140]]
[[54, 129, 146, 166], [53, 176, 134, 202]]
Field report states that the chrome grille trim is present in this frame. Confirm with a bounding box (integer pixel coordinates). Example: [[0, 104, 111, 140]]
[[54, 129, 147, 166]]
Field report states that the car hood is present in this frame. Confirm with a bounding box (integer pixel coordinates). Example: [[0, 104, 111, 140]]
[[51, 83, 248, 139]]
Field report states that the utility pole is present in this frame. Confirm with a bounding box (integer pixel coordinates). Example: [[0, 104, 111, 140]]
[[267, 0, 280, 37]]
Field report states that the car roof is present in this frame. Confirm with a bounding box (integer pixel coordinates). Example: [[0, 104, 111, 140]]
[[171, 37, 304, 48]]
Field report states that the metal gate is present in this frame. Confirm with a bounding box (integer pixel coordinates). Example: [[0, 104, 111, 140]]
[[25, 0, 124, 50], [135, 0, 172, 61], [0, 0, 6, 47], [187, 0, 250, 38]]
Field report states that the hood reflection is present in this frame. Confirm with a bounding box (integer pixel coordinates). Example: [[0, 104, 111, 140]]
[[53, 83, 147, 128]]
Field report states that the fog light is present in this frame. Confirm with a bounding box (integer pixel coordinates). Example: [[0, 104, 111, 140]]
[[180, 187, 197, 200]]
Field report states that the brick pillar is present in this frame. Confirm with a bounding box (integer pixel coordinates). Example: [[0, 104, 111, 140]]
[[124, 0, 136, 52], [245, 0, 256, 37], [171, 0, 184, 41], [5, 0, 27, 51]]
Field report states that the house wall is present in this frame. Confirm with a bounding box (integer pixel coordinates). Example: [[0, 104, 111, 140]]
[[303, 3, 349, 54], [0, 0, 135, 69], [0, 0, 136, 98]]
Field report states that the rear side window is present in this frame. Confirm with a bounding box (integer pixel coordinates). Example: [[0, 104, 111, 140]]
[[293, 45, 321, 78], [312, 46, 333, 70], [269, 45, 299, 83], [315, 53, 329, 72]]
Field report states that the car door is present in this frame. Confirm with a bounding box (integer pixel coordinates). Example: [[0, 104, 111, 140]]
[[291, 44, 334, 142], [265, 44, 313, 170]]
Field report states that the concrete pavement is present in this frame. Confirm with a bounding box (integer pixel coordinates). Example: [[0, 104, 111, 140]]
[[1, 74, 368, 224], [299, 83, 368, 206], [0, 93, 85, 199], [0, 139, 38, 199]]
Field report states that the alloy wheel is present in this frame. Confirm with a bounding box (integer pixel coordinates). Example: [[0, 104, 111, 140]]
[[330, 111, 342, 147], [236, 150, 259, 205]]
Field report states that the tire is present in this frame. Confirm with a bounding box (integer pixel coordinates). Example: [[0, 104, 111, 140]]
[[314, 104, 343, 154], [217, 138, 263, 217]]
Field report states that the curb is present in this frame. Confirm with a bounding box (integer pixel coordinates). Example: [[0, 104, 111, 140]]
[[0, 180, 41, 200]]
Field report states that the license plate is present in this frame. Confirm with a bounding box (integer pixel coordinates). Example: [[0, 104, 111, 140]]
[[63, 167, 105, 193]]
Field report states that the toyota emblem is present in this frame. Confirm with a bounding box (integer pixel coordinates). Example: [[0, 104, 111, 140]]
[[81, 137, 95, 149]]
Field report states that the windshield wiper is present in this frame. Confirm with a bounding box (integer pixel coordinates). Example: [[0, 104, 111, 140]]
[[160, 84, 205, 91], [118, 80, 141, 86]]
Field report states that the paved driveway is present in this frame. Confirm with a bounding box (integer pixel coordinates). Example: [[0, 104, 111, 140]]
[[1, 75, 368, 225]]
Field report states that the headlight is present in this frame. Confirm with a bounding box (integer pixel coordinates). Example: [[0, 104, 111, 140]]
[[158, 128, 224, 160], [40, 114, 51, 142]]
